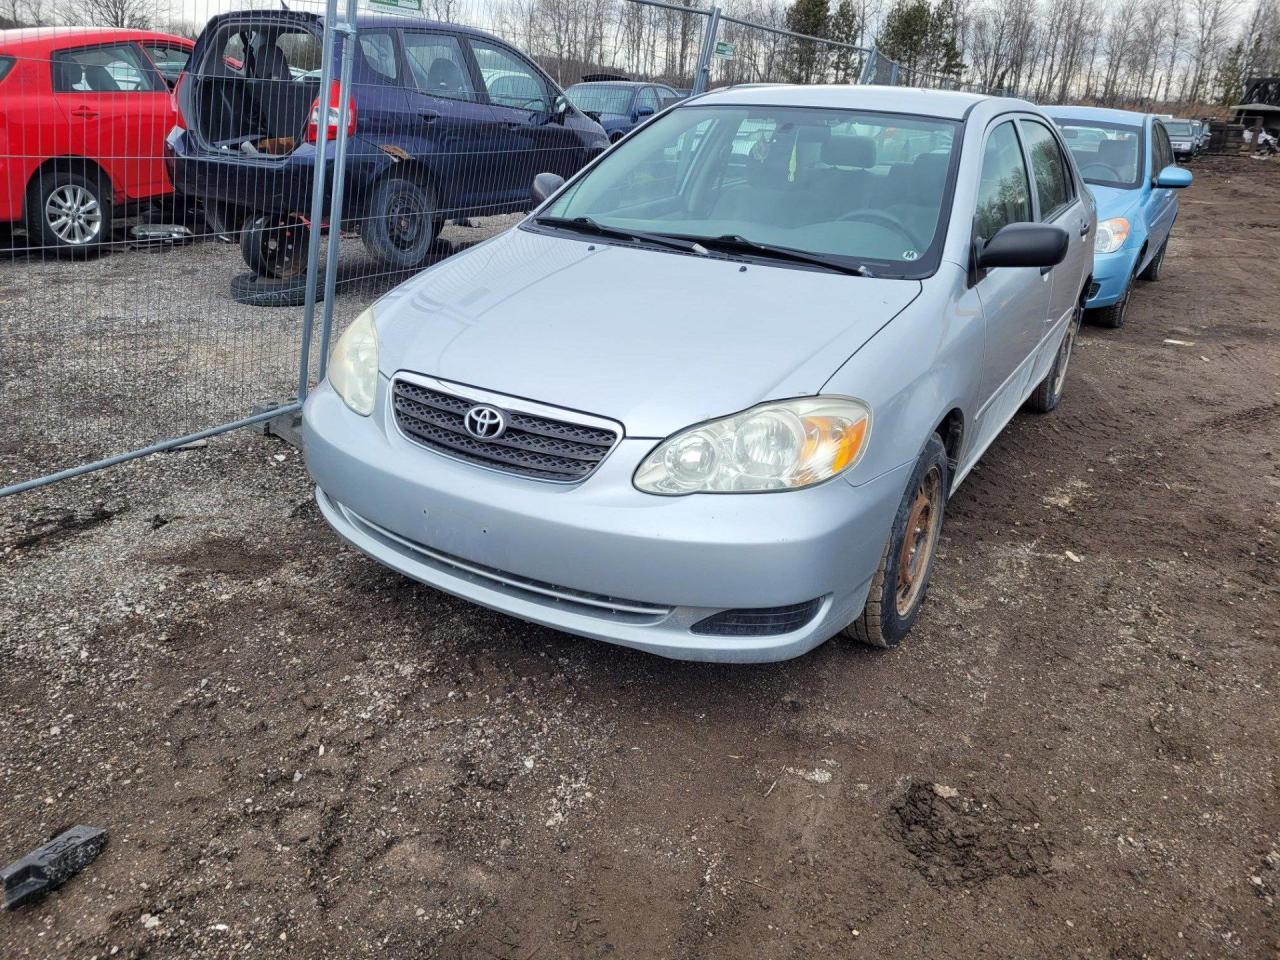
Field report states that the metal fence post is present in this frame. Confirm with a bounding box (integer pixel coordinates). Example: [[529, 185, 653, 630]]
[[890, 61, 900, 85], [314, 0, 361, 382], [692, 5, 722, 96], [296, 0, 342, 404], [859, 45, 877, 85]]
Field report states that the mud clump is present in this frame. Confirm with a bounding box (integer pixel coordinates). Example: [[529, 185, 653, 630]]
[[891, 780, 1056, 887]]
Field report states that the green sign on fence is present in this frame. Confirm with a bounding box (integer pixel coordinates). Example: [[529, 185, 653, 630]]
[[713, 41, 736, 59], [370, 0, 423, 10]]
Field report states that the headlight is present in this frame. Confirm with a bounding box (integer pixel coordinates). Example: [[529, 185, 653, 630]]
[[328, 307, 379, 416], [1095, 217, 1130, 254], [634, 397, 871, 495]]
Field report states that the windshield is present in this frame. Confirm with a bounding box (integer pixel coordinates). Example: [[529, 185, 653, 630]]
[[1165, 121, 1193, 137], [1054, 119, 1144, 189], [566, 84, 634, 115], [537, 105, 960, 274]]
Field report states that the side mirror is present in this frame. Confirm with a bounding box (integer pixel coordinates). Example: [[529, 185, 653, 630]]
[[635, 105, 655, 118], [551, 95, 569, 123], [531, 171, 565, 204], [976, 222, 1070, 270], [1154, 165, 1192, 189]]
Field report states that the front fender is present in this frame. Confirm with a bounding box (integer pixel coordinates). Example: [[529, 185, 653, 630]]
[[824, 262, 982, 487]]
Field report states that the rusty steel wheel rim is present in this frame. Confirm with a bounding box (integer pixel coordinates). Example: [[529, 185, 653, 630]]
[[895, 465, 943, 617]]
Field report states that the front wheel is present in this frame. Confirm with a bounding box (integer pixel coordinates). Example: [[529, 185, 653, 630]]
[[843, 434, 949, 649], [1139, 240, 1167, 281], [30, 171, 111, 255], [1088, 277, 1131, 329], [1026, 303, 1083, 414]]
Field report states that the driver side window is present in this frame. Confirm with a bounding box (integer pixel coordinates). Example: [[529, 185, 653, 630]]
[[974, 121, 1032, 242], [469, 40, 548, 112]]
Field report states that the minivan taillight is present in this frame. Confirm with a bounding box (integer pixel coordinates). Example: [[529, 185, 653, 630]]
[[172, 71, 187, 130], [306, 80, 356, 143]]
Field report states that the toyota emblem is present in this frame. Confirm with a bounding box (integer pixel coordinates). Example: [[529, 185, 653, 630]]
[[463, 404, 508, 440]]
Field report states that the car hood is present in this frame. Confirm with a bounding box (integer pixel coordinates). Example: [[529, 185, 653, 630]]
[[1086, 183, 1142, 221], [374, 228, 921, 437]]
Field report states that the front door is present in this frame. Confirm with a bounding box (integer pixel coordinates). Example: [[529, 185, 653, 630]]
[[51, 41, 174, 200], [467, 38, 581, 202], [1019, 116, 1089, 329], [971, 119, 1052, 445]]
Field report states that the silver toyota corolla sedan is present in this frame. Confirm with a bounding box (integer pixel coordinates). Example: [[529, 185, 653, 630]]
[[303, 85, 1096, 663]]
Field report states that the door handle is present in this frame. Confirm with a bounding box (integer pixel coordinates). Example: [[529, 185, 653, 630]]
[[71, 107, 99, 119], [1079, 221, 1090, 237], [418, 111, 439, 124], [502, 121, 522, 130]]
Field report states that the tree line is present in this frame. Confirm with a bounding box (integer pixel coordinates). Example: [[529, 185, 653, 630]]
[[3, 0, 1276, 107]]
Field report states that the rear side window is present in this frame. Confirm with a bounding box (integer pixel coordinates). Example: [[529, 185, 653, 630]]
[[975, 120, 1031, 241], [140, 42, 190, 88], [52, 43, 160, 93], [359, 31, 398, 83], [0, 55, 14, 84], [403, 32, 475, 100], [1019, 118, 1073, 219], [470, 40, 549, 112]]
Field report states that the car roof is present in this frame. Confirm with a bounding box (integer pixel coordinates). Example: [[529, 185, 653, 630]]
[[1041, 104, 1150, 125], [691, 83, 1022, 120], [196, 9, 503, 43], [568, 80, 665, 89], [0, 26, 191, 53]]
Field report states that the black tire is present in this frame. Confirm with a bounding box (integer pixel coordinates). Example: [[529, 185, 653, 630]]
[[230, 271, 319, 308], [28, 169, 112, 256], [843, 434, 949, 649], [1026, 302, 1083, 414], [361, 176, 441, 270], [1088, 277, 1132, 329], [1139, 240, 1166, 281], [240, 213, 310, 279]]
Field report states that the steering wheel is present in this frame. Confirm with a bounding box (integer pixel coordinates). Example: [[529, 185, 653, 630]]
[[836, 210, 925, 254], [1079, 161, 1122, 180]]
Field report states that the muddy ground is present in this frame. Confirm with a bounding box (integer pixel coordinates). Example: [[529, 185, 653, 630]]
[[1, 155, 1277, 959]]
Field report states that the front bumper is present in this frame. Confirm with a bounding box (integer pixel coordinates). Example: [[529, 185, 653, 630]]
[[1087, 244, 1141, 307], [303, 379, 911, 662]]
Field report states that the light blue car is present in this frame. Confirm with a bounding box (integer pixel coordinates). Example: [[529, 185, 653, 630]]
[[1043, 106, 1192, 327]]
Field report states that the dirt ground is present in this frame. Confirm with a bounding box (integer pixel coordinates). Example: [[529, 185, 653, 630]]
[[1, 155, 1277, 959]]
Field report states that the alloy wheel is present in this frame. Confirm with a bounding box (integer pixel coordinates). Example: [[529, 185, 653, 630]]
[[45, 184, 102, 245]]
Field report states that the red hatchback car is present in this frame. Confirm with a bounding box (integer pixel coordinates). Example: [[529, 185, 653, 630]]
[[0, 27, 193, 252]]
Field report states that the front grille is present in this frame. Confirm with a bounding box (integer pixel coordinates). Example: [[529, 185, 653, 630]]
[[392, 379, 619, 482], [690, 599, 824, 637]]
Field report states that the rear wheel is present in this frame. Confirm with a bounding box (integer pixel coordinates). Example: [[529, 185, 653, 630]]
[[843, 434, 949, 649], [30, 170, 111, 255], [361, 176, 441, 270], [240, 213, 310, 279], [1027, 301, 1083, 413]]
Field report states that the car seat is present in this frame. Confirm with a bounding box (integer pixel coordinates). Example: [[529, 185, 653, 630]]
[[82, 64, 120, 92], [425, 57, 466, 97]]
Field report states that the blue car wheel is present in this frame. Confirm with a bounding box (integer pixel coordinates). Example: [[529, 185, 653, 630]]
[[1139, 239, 1167, 282]]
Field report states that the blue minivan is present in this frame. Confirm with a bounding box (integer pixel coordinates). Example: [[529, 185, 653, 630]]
[[563, 78, 685, 142], [1043, 106, 1191, 327], [168, 11, 609, 277]]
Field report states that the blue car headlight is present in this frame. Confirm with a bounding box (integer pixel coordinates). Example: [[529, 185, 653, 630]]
[[1096, 217, 1130, 254]]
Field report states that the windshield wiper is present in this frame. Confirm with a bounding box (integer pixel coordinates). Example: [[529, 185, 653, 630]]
[[683, 234, 874, 277], [533, 216, 700, 253]]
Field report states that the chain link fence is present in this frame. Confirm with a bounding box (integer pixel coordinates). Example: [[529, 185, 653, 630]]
[[1, 0, 994, 497]]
